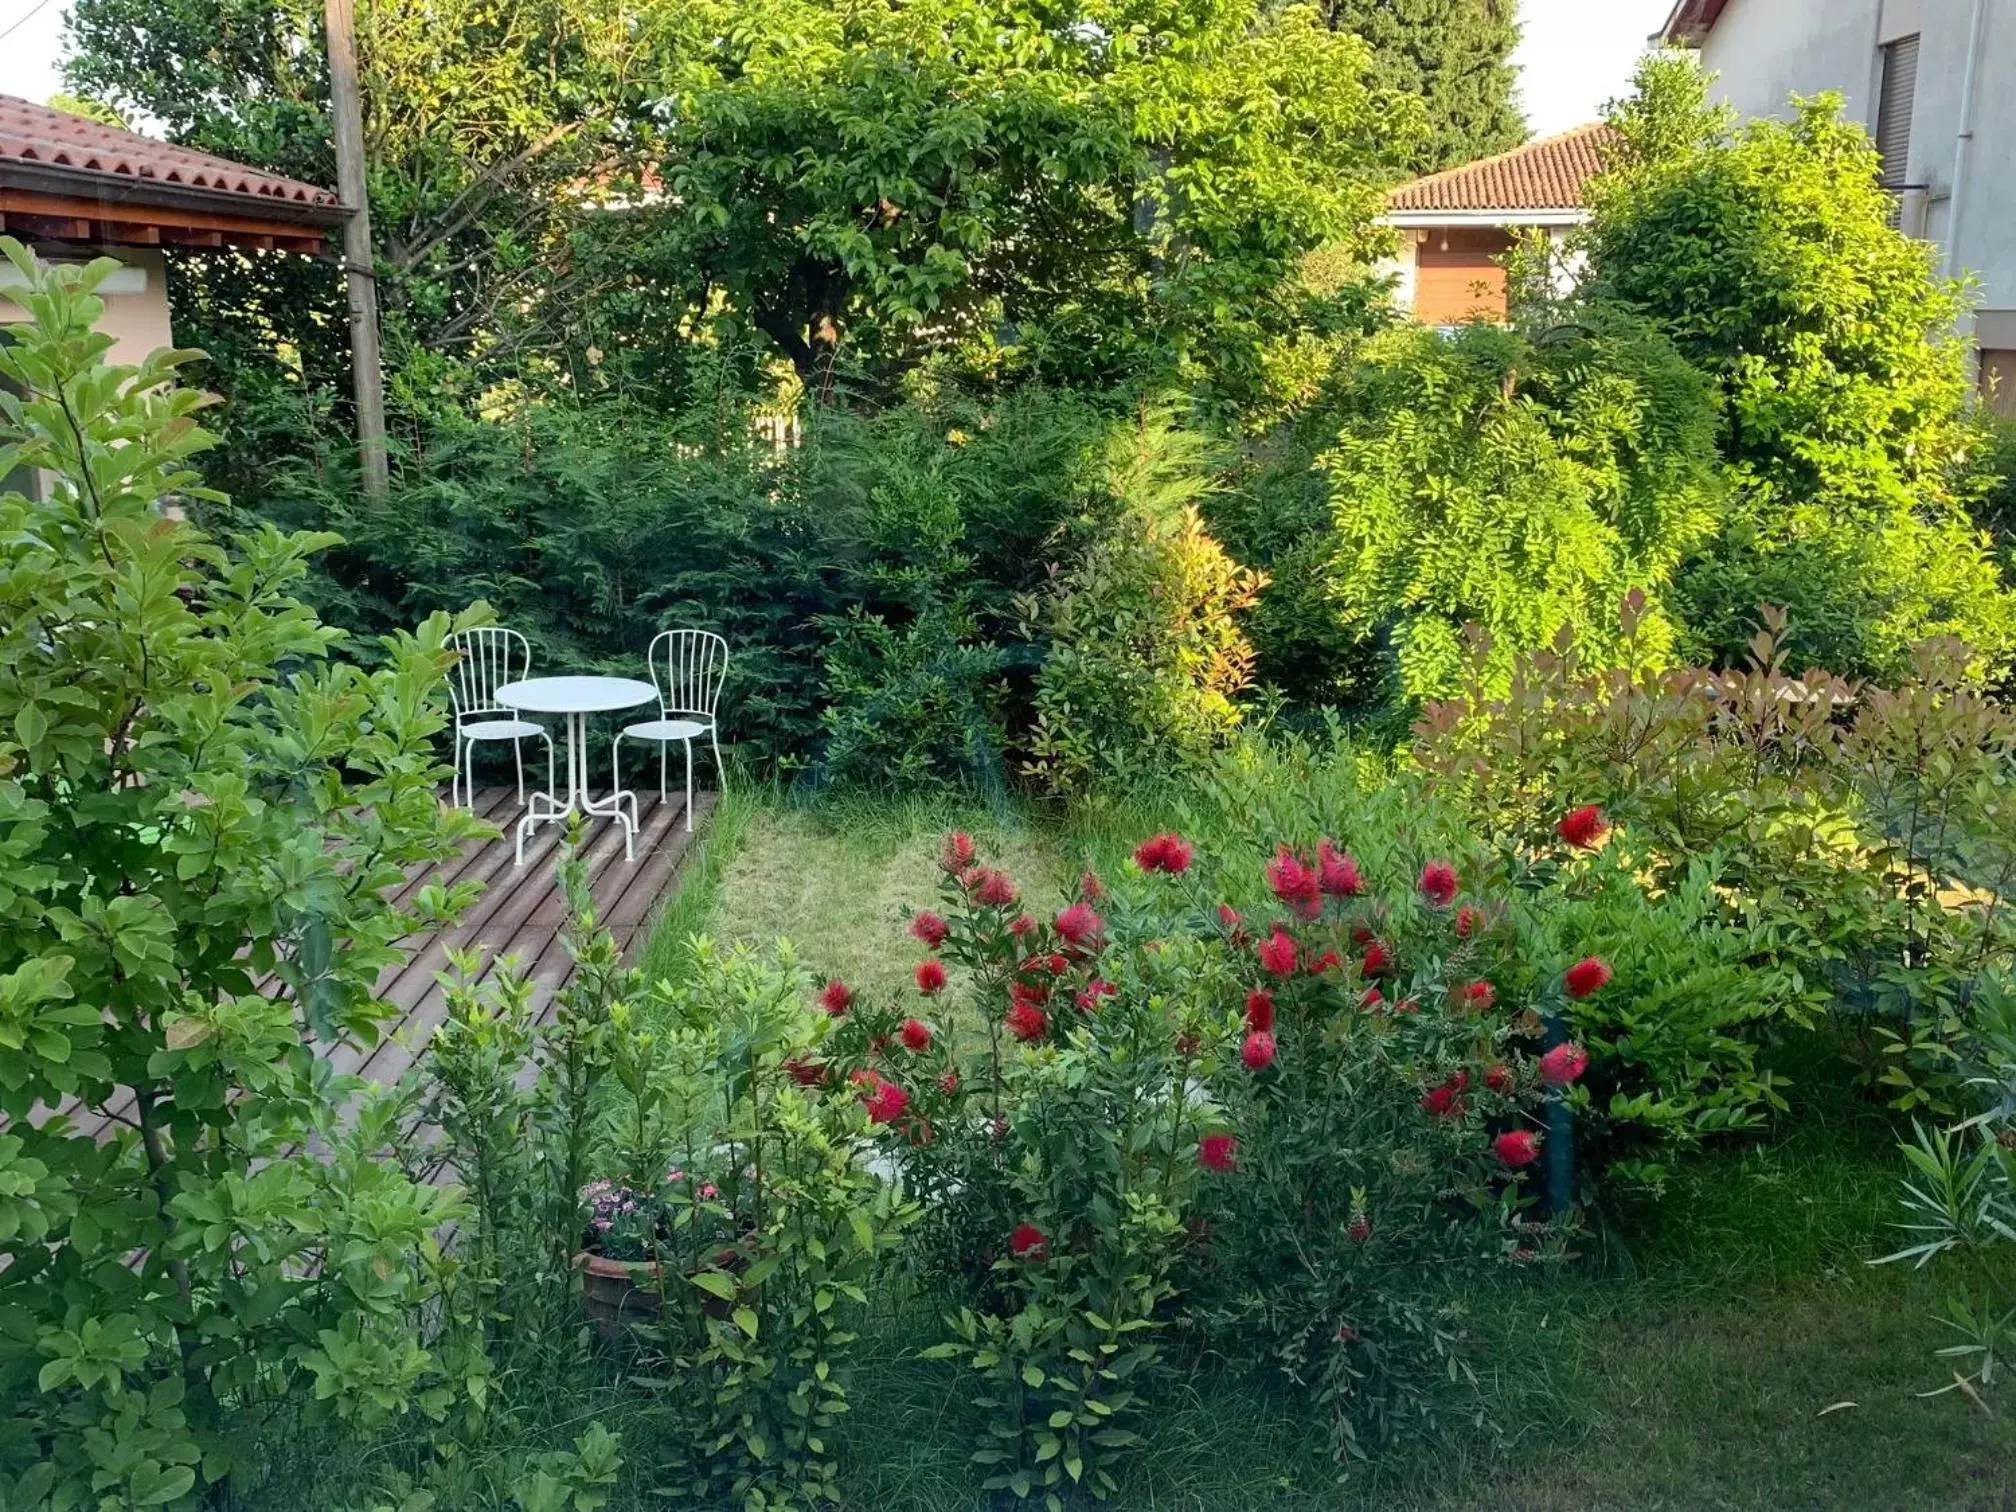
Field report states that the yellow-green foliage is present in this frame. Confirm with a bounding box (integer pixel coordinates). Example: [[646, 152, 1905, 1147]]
[[1322, 316, 1723, 699], [1028, 414, 1266, 792]]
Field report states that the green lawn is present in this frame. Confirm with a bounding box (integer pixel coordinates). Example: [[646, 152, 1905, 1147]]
[[649, 796, 2016, 1512]]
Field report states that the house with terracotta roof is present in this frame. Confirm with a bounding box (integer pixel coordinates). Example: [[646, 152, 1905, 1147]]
[[1658, 0, 2015, 412], [1381, 123, 1614, 326], [0, 94, 345, 367]]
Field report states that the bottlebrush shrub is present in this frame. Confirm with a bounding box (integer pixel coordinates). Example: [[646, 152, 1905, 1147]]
[[823, 832, 1571, 1477]]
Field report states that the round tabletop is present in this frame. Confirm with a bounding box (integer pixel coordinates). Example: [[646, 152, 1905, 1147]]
[[495, 676, 657, 714]]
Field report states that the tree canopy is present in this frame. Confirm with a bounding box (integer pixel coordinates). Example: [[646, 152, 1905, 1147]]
[[1324, 0, 1524, 175]]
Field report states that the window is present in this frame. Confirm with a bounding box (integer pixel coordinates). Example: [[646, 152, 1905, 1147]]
[[1876, 34, 1920, 187]]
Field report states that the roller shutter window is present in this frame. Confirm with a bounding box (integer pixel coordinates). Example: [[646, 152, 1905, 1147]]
[[1877, 34, 1919, 188]]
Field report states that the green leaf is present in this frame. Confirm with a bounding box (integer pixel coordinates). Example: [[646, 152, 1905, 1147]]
[[732, 1305, 759, 1339], [689, 1270, 738, 1301]]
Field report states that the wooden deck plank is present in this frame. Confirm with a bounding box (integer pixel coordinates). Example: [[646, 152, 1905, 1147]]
[[30, 786, 715, 1145]]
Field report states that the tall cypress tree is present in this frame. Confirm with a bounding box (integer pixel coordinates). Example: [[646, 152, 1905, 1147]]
[[1327, 0, 1526, 175]]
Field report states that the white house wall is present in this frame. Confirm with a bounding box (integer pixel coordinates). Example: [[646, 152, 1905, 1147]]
[[1696, 0, 2014, 325]]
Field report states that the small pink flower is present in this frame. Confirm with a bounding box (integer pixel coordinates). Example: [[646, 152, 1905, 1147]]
[[899, 1017, 933, 1052], [973, 868, 1018, 908], [915, 959, 948, 994], [863, 1079, 909, 1125], [818, 979, 852, 1016], [1484, 1063, 1515, 1095], [1134, 832, 1194, 874], [937, 1068, 959, 1094], [1493, 1130, 1540, 1168], [1006, 1000, 1048, 1041], [940, 831, 976, 872], [1461, 980, 1495, 1011], [1539, 1041, 1589, 1087], [1455, 904, 1481, 938], [1075, 979, 1117, 1013], [1241, 1030, 1277, 1071], [910, 910, 949, 947], [1078, 869, 1105, 902], [1007, 912, 1037, 938], [1307, 948, 1341, 976], [1360, 940, 1390, 977], [1009, 1222, 1047, 1259], [699, 1182, 720, 1199]]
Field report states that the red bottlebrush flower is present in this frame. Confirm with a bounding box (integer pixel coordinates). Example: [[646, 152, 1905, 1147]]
[[1265, 847, 1322, 918], [1317, 840, 1363, 898], [1539, 1041, 1590, 1087], [1198, 1133, 1239, 1172], [1484, 1062, 1515, 1095], [937, 1068, 960, 1095], [1075, 979, 1117, 1013], [1420, 1083, 1467, 1119], [1360, 987, 1384, 1011], [1308, 948, 1342, 976], [1009, 1223, 1047, 1259], [1244, 989, 1276, 1033], [1005, 1000, 1048, 1041], [1418, 861, 1459, 908], [1494, 1129, 1541, 1168], [1556, 805, 1608, 851], [1394, 996, 1419, 1015], [863, 1079, 909, 1125], [1174, 1031, 1201, 1056], [818, 979, 853, 1017], [1133, 832, 1194, 874], [1360, 940, 1390, 977], [1217, 902, 1245, 936], [1257, 928, 1298, 978], [910, 910, 949, 948], [1455, 904, 1480, 939], [1564, 956, 1612, 999], [1241, 1030, 1277, 1071], [1078, 868, 1105, 902], [940, 831, 976, 872], [1007, 912, 1037, 938], [899, 1017, 933, 1053], [973, 868, 1019, 907], [1462, 979, 1496, 1011], [915, 959, 948, 995], [1350, 923, 1375, 946], [1046, 953, 1069, 976], [1054, 901, 1103, 948], [1010, 978, 1051, 1010], [1346, 1213, 1372, 1243], [783, 1054, 825, 1088]]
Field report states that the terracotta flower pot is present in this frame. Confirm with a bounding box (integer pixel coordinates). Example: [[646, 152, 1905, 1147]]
[[574, 1250, 662, 1344]]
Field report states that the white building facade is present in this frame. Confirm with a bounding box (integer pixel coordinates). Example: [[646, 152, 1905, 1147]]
[[1662, 0, 2016, 410]]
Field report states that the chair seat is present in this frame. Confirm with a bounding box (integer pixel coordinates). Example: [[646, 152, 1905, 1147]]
[[458, 717, 546, 741], [622, 716, 713, 742]]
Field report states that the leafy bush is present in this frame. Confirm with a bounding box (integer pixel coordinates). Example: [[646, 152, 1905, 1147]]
[[1319, 312, 1723, 700], [1581, 54, 2015, 678], [1028, 413, 1266, 792], [1412, 600, 2016, 1116], [0, 246, 490, 1506]]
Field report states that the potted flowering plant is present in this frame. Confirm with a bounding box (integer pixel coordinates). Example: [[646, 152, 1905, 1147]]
[[574, 1170, 724, 1342]]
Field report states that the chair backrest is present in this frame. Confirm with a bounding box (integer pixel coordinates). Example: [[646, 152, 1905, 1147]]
[[647, 629, 729, 721], [447, 626, 531, 721]]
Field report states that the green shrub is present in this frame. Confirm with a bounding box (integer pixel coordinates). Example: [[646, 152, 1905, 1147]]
[[1027, 413, 1266, 792], [1319, 312, 1723, 700], [1583, 55, 2015, 678], [0, 245, 490, 1507]]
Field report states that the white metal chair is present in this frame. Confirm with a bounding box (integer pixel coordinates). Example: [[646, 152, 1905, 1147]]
[[446, 626, 554, 811], [613, 629, 728, 831]]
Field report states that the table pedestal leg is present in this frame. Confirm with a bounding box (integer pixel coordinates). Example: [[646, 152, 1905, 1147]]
[[514, 711, 638, 865]]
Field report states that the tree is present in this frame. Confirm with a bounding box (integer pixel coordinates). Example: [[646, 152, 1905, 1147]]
[[603, 0, 1419, 412], [1321, 313, 1724, 699], [1325, 0, 1525, 176], [0, 246, 489, 1506], [1580, 53, 2015, 677]]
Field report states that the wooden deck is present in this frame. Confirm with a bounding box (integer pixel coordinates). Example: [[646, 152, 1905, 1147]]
[[49, 785, 712, 1142]]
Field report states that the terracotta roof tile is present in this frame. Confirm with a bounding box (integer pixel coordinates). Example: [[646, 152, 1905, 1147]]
[[0, 93, 339, 209], [1388, 124, 1617, 215]]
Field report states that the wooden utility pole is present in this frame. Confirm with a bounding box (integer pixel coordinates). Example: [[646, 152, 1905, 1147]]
[[325, 0, 388, 500]]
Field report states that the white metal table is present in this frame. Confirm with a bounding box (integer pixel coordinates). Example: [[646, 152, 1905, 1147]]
[[495, 676, 657, 865]]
